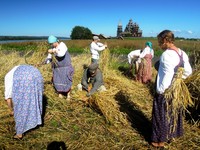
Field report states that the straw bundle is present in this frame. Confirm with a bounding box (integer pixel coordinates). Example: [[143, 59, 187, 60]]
[[184, 68, 200, 124], [100, 43, 110, 78], [130, 57, 139, 76], [137, 58, 147, 76], [190, 49, 200, 70], [164, 67, 194, 132], [184, 68, 200, 105], [87, 93, 129, 126]]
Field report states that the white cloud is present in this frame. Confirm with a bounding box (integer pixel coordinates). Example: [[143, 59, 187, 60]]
[[171, 29, 196, 38], [142, 29, 198, 38], [173, 29, 182, 33]]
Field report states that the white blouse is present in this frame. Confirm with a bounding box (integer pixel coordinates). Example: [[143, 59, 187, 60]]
[[156, 49, 192, 94], [127, 49, 141, 64], [90, 41, 106, 60], [46, 42, 68, 64], [4, 66, 19, 99], [139, 46, 154, 58]]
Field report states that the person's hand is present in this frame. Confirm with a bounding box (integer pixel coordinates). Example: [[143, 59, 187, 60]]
[[88, 86, 92, 92], [86, 92, 91, 97], [104, 44, 108, 48], [34, 64, 39, 68], [48, 49, 54, 53]]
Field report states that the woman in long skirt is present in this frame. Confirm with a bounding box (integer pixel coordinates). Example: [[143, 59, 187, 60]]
[[151, 30, 192, 148], [44, 35, 74, 99], [4, 65, 44, 139], [136, 41, 154, 83]]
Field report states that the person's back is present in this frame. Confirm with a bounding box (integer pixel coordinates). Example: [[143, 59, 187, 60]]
[[4, 65, 43, 139], [136, 41, 154, 83], [127, 49, 141, 64], [90, 36, 107, 63]]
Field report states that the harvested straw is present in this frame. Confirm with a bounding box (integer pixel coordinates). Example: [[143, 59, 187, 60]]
[[164, 67, 194, 132], [185, 68, 200, 105], [100, 43, 110, 78], [184, 68, 200, 125], [87, 93, 129, 126]]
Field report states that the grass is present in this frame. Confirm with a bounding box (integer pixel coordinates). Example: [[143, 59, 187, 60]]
[[0, 39, 199, 150], [2, 38, 199, 55]]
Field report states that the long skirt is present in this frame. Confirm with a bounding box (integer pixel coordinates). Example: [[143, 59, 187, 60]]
[[53, 51, 74, 92], [136, 54, 152, 83], [151, 94, 183, 142], [12, 65, 43, 135]]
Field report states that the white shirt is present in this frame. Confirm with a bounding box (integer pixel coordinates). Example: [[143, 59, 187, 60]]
[[127, 49, 141, 64], [156, 49, 192, 94], [46, 42, 68, 64], [90, 41, 106, 60], [4, 65, 19, 99], [139, 46, 154, 58]]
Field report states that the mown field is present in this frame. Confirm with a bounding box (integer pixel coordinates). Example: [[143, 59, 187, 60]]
[[0, 39, 199, 150]]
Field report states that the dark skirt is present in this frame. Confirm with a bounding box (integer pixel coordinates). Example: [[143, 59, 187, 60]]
[[52, 51, 74, 92], [151, 94, 183, 142]]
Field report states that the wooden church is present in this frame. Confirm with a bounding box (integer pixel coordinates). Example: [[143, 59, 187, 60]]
[[117, 19, 142, 37]]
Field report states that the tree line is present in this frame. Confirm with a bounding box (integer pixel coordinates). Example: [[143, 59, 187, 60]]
[[0, 26, 93, 41], [0, 36, 49, 41], [1, 26, 198, 41]]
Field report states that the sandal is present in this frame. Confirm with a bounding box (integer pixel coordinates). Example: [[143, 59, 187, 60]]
[[13, 134, 23, 140], [9, 111, 14, 116], [58, 94, 63, 99], [151, 142, 159, 147]]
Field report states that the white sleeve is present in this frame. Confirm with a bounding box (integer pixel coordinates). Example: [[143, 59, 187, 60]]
[[54, 42, 68, 57], [127, 53, 132, 64], [128, 50, 141, 64], [4, 66, 19, 100], [45, 53, 52, 64], [157, 53, 175, 94], [91, 42, 106, 51], [151, 49, 154, 58], [139, 47, 148, 58], [182, 51, 192, 78], [96, 42, 104, 47]]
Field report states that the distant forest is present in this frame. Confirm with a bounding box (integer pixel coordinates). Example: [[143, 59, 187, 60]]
[[0, 36, 69, 41], [0, 36, 198, 41]]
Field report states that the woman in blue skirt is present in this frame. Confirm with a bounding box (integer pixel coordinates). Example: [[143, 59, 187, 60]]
[[4, 65, 44, 139], [43, 35, 74, 100]]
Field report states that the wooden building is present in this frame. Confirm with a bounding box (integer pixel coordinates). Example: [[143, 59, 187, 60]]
[[117, 19, 142, 37]]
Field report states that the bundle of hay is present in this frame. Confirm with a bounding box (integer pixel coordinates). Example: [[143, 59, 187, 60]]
[[100, 43, 110, 78], [184, 68, 200, 124], [190, 50, 200, 70], [87, 93, 129, 126], [164, 67, 194, 131], [185, 69, 200, 106]]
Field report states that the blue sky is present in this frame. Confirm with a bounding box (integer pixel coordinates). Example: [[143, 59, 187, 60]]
[[1, 0, 200, 38]]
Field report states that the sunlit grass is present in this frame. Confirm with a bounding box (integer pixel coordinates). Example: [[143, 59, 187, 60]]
[[0, 39, 199, 149]]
